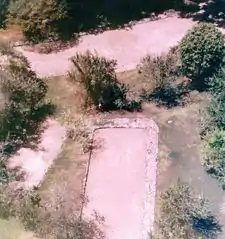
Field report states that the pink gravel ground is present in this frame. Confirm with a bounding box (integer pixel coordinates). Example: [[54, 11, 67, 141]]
[[83, 118, 158, 239], [8, 118, 66, 189], [16, 16, 195, 77]]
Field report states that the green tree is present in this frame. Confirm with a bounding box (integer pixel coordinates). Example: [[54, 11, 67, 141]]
[[0, 43, 48, 147], [7, 0, 67, 41], [179, 23, 225, 87]]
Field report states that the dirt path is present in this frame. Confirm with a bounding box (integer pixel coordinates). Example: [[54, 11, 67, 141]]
[[8, 118, 66, 189], [16, 16, 195, 77]]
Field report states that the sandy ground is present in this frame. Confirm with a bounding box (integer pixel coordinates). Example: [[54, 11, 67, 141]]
[[82, 118, 158, 239], [0, 218, 35, 239], [16, 16, 195, 77], [8, 118, 66, 189]]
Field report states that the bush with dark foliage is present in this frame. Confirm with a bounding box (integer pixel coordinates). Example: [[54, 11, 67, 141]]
[[69, 52, 127, 111], [7, 0, 67, 41], [0, 42, 51, 152], [179, 23, 225, 88], [201, 129, 225, 190], [137, 48, 188, 107]]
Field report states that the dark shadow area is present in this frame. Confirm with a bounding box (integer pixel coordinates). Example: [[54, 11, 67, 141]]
[[31, 102, 56, 123], [56, 0, 197, 39], [192, 215, 222, 238], [183, 0, 225, 28], [0, 101, 56, 155], [124, 99, 143, 112], [142, 83, 189, 108], [0, 0, 9, 28]]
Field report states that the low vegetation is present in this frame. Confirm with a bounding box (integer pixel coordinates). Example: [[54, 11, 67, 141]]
[[0, 154, 11, 185], [201, 129, 225, 189], [201, 93, 225, 134], [137, 49, 180, 94], [156, 180, 221, 239], [137, 47, 188, 107], [0, 184, 104, 239], [69, 51, 141, 111]]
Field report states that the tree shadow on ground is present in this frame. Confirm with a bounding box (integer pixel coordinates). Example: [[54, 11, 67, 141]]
[[180, 0, 225, 28], [142, 83, 190, 108], [192, 214, 222, 238], [57, 0, 198, 40], [0, 0, 9, 28], [0, 101, 56, 156]]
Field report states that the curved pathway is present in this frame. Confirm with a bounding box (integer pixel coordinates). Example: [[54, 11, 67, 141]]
[[16, 16, 195, 77]]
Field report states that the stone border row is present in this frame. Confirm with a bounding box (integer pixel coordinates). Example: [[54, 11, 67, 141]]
[[80, 117, 158, 239]]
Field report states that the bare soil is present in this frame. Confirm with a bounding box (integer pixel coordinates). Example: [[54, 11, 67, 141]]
[[83, 118, 158, 239], [16, 16, 195, 77], [8, 118, 66, 189]]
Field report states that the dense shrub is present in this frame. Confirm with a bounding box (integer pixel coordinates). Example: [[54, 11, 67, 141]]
[[0, 43, 48, 147], [1, 58, 47, 107], [201, 129, 225, 189], [125, 99, 142, 112], [0, 184, 104, 239], [207, 68, 225, 95], [155, 180, 221, 238], [203, 92, 225, 134], [179, 23, 225, 87], [69, 52, 127, 111], [199, 68, 225, 135], [137, 50, 180, 94], [1, 58, 47, 109], [137, 48, 187, 107], [200, 75, 225, 188], [7, 0, 67, 41]]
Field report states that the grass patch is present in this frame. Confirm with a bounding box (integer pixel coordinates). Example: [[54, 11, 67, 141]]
[[117, 69, 141, 97], [46, 75, 86, 118], [39, 137, 88, 213], [39, 76, 98, 211]]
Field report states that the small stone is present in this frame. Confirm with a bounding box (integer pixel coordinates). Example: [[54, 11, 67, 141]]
[[167, 120, 173, 124]]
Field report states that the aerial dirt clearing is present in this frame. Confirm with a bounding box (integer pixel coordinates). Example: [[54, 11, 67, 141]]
[[8, 118, 66, 189], [16, 16, 195, 77], [82, 118, 158, 239]]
